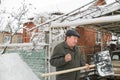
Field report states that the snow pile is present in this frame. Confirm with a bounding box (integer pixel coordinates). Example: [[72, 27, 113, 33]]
[[0, 53, 40, 80]]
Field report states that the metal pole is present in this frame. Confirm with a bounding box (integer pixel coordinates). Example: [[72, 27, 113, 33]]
[[51, 15, 120, 28], [101, 32, 103, 51], [47, 27, 52, 80]]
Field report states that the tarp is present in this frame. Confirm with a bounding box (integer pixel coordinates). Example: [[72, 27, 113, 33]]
[[0, 53, 40, 80]]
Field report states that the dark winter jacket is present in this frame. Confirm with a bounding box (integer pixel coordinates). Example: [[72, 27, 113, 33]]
[[50, 41, 85, 80]]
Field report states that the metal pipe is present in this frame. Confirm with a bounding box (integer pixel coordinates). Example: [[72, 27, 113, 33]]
[[0, 43, 48, 47], [51, 15, 120, 28]]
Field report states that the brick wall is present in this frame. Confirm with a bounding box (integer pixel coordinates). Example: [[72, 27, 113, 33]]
[[22, 22, 37, 43], [94, 0, 106, 6], [76, 27, 112, 54]]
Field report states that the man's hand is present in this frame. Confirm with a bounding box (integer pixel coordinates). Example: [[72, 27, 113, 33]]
[[65, 53, 72, 62], [85, 64, 90, 71]]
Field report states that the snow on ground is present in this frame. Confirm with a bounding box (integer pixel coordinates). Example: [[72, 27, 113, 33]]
[[0, 53, 40, 80]]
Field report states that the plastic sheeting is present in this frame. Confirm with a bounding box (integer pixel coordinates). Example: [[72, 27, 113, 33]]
[[0, 53, 40, 80]]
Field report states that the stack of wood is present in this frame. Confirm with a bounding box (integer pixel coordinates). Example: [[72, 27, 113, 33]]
[[112, 61, 120, 75]]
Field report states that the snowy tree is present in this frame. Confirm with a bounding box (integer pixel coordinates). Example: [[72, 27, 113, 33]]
[[0, 0, 33, 54]]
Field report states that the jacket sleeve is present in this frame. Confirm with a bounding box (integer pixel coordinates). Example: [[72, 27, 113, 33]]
[[80, 53, 85, 66], [78, 47, 85, 66], [50, 45, 67, 67]]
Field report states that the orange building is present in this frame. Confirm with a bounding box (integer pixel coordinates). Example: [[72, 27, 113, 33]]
[[0, 32, 22, 44], [94, 0, 106, 6], [76, 27, 112, 54], [22, 21, 112, 53], [22, 22, 37, 43]]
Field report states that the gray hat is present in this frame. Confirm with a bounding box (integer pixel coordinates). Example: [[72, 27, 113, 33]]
[[66, 30, 80, 38]]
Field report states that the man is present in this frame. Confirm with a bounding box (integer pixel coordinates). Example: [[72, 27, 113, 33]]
[[50, 29, 89, 80]]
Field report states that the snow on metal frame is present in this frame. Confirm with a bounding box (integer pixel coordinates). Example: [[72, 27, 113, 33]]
[[70, 1, 120, 20], [0, 43, 48, 47], [51, 15, 120, 28]]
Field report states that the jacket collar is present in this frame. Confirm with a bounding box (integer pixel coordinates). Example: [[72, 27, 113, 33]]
[[63, 41, 76, 51]]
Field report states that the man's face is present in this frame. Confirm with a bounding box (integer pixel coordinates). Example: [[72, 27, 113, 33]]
[[67, 36, 78, 48]]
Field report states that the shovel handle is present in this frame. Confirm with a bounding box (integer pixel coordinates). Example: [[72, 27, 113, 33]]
[[40, 64, 96, 77]]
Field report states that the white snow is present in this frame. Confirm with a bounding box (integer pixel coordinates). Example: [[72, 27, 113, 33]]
[[51, 15, 120, 28], [0, 53, 40, 80], [0, 13, 22, 33]]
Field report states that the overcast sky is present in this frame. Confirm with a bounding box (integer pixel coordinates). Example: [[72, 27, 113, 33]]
[[26, 0, 94, 13], [0, 0, 115, 13], [1, 0, 94, 13]]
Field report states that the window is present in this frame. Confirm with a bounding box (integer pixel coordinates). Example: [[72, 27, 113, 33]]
[[4, 35, 10, 43], [96, 31, 102, 44], [18, 36, 22, 43]]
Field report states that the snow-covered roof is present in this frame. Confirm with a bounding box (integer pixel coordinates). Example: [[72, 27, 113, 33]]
[[47, 0, 120, 34], [65, 0, 120, 21]]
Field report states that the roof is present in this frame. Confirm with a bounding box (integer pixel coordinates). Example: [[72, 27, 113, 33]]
[[53, 0, 120, 35], [75, 1, 120, 34]]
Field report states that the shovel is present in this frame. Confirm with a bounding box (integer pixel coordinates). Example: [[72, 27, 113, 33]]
[[40, 50, 114, 77]]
